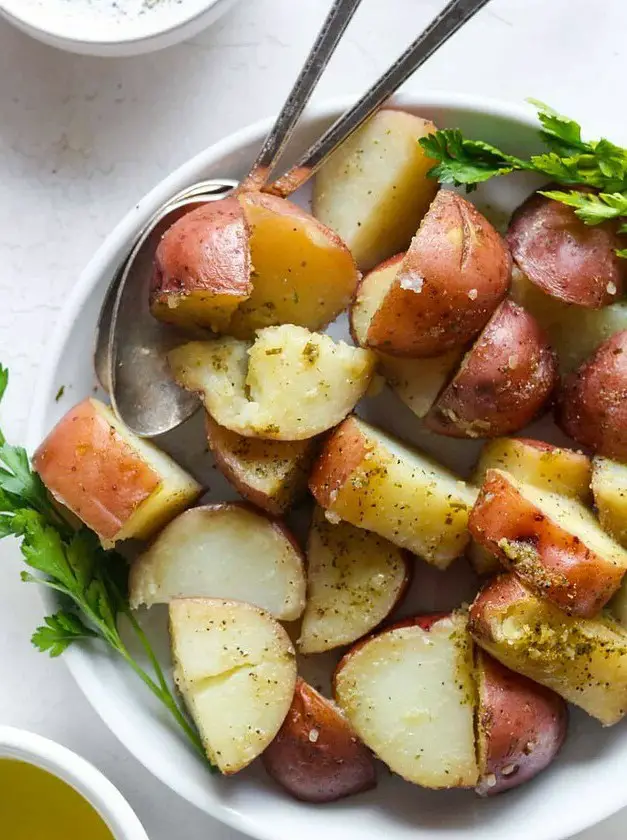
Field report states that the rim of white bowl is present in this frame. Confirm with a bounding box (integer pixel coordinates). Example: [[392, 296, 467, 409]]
[[0, 725, 149, 840], [0, 0, 235, 49], [25, 91, 627, 840]]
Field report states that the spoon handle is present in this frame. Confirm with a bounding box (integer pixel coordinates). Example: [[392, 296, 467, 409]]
[[240, 0, 364, 192], [268, 0, 492, 197]]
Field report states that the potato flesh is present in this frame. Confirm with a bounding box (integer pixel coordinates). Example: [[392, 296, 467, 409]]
[[334, 613, 478, 787], [170, 598, 296, 773], [593, 457, 627, 548], [471, 583, 627, 725], [228, 193, 357, 338], [169, 326, 375, 440], [298, 508, 408, 653], [313, 110, 438, 271], [130, 505, 306, 620]]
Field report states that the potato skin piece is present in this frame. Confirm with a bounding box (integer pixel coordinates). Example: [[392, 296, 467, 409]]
[[425, 301, 557, 438], [150, 197, 251, 330], [556, 330, 627, 461], [469, 468, 625, 617], [262, 678, 376, 803], [365, 191, 511, 358], [475, 649, 567, 796], [507, 191, 626, 309]]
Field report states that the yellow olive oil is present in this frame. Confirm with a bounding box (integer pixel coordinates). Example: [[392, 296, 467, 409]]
[[0, 758, 115, 840]]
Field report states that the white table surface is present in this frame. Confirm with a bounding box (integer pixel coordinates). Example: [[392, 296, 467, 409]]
[[0, 0, 626, 837]]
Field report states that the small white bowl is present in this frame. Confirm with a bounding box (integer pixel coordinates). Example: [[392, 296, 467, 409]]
[[0, 0, 239, 56], [0, 726, 149, 840]]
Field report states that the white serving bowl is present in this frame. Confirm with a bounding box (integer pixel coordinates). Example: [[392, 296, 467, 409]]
[[0, 726, 148, 840], [26, 92, 627, 840], [0, 0, 238, 56]]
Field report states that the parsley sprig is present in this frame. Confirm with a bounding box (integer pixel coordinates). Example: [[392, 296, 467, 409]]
[[419, 100, 627, 257], [0, 367, 208, 763]]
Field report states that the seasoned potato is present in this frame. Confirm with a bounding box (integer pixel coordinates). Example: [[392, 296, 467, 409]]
[[309, 416, 477, 569], [150, 197, 251, 332], [298, 507, 411, 653], [334, 612, 478, 788], [469, 574, 627, 725], [313, 109, 438, 272], [262, 678, 376, 803], [592, 456, 627, 548], [350, 254, 462, 417], [475, 649, 567, 796], [557, 330, 627, 460], [469, 468, 627, 616], [168, 325, 375, 441], [507, 191, 626, 309], [425, 301, 557, 438], [129, 504, 306, 620], [33, 398, 201, 547], [510, 266, 627, 374], [205, 414, 315, 515], [363, 191, 511, 358], [170, 598, 296, 773]]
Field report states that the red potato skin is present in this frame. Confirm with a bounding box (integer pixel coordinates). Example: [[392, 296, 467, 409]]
[[475, 649, 568, 796], [507, 190, 627, 309], [308, 417, 367, 509], [262, 678, 376, 803], [365, 191, 511, 358], [556, 330, 627, 461], [425, 301, 558, 438], [348, 253, 405, 346], [33, 399, 160, 541], [469, 468, 624, 617], [150, 196, 251, 321]]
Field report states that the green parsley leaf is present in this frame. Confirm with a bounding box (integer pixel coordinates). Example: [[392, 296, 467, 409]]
[[420, 130, 525, 189], [527, 99, 586, 155], [32, 611, 97, 657], [540, 189, 627, 225]]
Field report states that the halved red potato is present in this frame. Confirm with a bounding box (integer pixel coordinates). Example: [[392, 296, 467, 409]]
[[556, 330, 627, 461], [298, 507, 411, 653], [168, 325, 375, 441], [510, 265, 627, 374], [313, 109, 439, 272], [469, 468, 627, 616], [475, 649, 567, 796], [205, 414, 316, 515], [150, 197, 252, 333], [170, 598, 297, 773], [33, 398, 201, 547], [309, 416, 477, 569], [262, 678, 376, 802], [363, 191, 510, 358], [129, 503, 306, 621], [333, 611, 478, 788], [350, 254, 462, 418], [469, 574, 627, 726], [592, 457, 627, 548], [151, 193, 358, 337], [507, 191, 626, 309], [425, 301, 557, 438]]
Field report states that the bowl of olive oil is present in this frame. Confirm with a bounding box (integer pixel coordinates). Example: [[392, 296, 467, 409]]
[[0, 726, 148, 840]]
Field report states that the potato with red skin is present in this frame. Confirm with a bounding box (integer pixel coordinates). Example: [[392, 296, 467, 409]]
[[556, 330, 627, 461], [469, 468, 627, 617], [262, 678, 376, 803], [425, 301, 557, 438], [364, 190, 511, 358], [475, 649, 568, 796], [507, 191, 626, 309]]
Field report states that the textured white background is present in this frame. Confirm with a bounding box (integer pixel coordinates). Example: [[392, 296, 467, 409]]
[[0, 0, 626, 837]]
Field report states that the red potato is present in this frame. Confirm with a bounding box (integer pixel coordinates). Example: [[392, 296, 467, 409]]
[[469, 468, 627, 617], [262, 678, 376, 803], [364, 190, 511, 358], [557, 330, 627, 461], [475, 650, 568, 796], [33, 398, 201, 547], [425, 301, 557, 439], [469, 574, 627, 726], [507, 191, 627, 309], [333, 611, 478, 789]]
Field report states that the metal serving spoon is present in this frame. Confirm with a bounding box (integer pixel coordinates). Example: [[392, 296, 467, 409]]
[[102, 0, 492, 438]]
